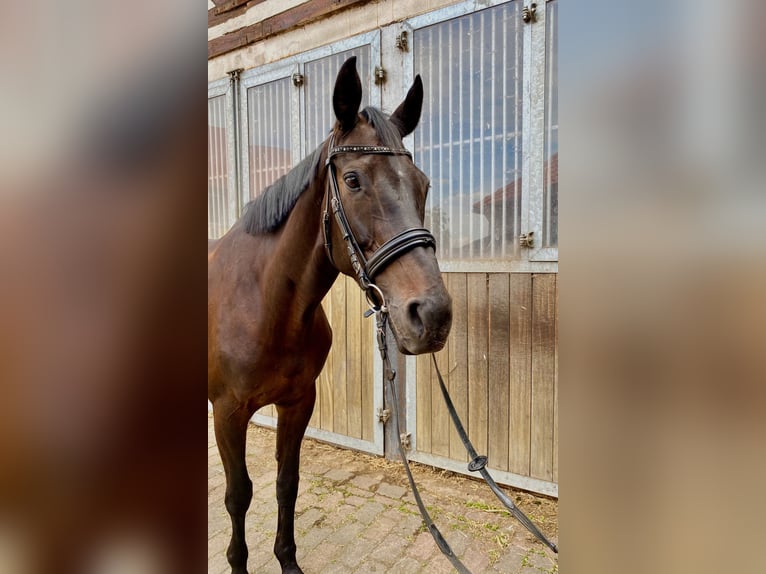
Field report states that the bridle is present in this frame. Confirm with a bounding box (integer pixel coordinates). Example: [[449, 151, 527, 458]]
[[322, 133, 436, 309], [322, 133, 559, 568]]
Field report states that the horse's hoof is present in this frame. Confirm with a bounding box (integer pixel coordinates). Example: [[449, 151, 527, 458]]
[[231, 568, 248, 574], [282, 565, 304, 574]]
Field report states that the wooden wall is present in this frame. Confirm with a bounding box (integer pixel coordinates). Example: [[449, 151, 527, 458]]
[[414, 272, 558, 485], [256, 275, 376, 444], [255, 270, 558, 491]]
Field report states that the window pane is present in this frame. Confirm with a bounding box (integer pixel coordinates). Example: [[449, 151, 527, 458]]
[[247, 78, 293, 200], [414, 2, 523, 261], [208, 94, 231, 239], [304, 46, 371, 151], [544, 0, 558, 247]]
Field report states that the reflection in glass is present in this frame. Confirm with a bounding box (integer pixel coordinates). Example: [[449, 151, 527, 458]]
[[415, 2, 523, 260], [247, 78, 293, 200], [208, 95, 230, 239], [544, 0, 558, 248], [304, 46, 371, 151]]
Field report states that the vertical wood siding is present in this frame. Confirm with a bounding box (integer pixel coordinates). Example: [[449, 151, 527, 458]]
[[415, 271, 558, 484]]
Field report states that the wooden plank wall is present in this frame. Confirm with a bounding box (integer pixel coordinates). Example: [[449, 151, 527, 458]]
[[416, 272, 558, 484], [256, 275, 375, 444]]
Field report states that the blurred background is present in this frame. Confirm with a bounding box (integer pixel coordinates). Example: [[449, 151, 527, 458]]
[[0, 2, 206, 573], [0, 1, 763, 573], [560, 1, 766, 573]]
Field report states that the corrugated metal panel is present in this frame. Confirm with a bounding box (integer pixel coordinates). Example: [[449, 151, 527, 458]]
[[543, 0, 558, 248], [303, 45, 371, 151], [414, 2, 523, 261], [208, 94, 230, 239], [246, 78, 293, 200]]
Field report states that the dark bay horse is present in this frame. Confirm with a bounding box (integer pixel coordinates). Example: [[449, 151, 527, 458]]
[[208, 57, 452, 574]]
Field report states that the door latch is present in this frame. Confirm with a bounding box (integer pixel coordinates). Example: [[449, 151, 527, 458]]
[[377, 408, 391, 424]]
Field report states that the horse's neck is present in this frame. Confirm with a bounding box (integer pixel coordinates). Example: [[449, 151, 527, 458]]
[[261, 179, 338, 317]]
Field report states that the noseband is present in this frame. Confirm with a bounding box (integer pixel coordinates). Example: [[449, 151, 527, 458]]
[[322, 134, 436, 305]]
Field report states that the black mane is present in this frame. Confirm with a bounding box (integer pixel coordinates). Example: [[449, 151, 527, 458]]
[[242, 106, 403, 236], [242, 147, 323, 235]]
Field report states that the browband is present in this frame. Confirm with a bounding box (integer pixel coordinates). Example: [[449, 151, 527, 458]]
[[327, 145, 412, 162]]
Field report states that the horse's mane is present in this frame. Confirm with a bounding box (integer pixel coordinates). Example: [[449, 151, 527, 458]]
[[242, 106, 403, 236], [242, 147, 323, 235]]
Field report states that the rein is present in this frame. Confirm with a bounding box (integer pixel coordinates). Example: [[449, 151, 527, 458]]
[[372, 303, 559, 572], [322, 136, 557, 569]]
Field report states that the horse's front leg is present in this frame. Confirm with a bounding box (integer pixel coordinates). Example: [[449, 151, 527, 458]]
[[213, 398, 254, 574], [274, 386, 316, 574]]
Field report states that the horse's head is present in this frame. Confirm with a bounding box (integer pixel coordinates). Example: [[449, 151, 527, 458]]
[[324, 57, 452, 355]]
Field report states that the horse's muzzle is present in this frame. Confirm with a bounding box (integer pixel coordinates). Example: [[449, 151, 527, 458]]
[[389, 288, 452, 355]]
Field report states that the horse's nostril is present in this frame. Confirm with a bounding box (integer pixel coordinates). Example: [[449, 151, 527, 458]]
[[406, 299, 425, 338]]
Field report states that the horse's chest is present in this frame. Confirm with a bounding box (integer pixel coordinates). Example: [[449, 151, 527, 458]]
[[223, 314, 330, 382]]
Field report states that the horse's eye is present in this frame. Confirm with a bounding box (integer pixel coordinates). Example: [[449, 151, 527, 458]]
[[343, 173, 361, 191]]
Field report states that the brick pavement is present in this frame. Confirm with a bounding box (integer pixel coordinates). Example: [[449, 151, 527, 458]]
[[208, 414, 558, 573]]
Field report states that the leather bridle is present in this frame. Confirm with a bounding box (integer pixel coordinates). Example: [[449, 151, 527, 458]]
[[322, 134, 436, 308], [322, 134, 559, 566]]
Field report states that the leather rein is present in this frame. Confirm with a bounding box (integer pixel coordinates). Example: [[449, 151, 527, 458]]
[[322, 136, 558, 571]]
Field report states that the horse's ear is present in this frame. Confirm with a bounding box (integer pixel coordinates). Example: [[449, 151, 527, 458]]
[[333, 57, 362, 132], [390, 75, 423, 138]]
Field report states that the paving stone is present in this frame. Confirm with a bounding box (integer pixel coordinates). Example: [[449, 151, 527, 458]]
[[337, 536, 377, 568], [421, 553, 455, 573], [343, 494, 368, 507], [354, 559, 388, 572], [208, 415, 558, 574], [376, 481, 407, 499], [353, 500, 386, 526], [349, 474, 381, 491], [389, 555, 422, 574], [345, 484, 375, 498], [368, 531, 407, 566], [324, 468, 353, 483], [329, 522, 361, 546], [405, 530, 437, 561], [208, 554, 230, 574], [295, 507, 324, 530], [463, 544, 492, 573]]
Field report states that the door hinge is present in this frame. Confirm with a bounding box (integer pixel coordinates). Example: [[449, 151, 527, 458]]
[[395, 30, 408, 52], [377, 408, 391, 424], [519, 231, 535, 248], [522, 3, 537, 23], [400, 433, 411, 450], [374, 66, 386, 85]]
